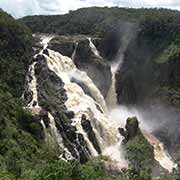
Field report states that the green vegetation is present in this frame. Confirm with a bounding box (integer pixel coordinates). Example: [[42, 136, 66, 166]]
[[0, 157, 115, 180], [125, 131, 154, 178], [0, 86, 60, 179], [33, 158, 113, 180], [155, 43, 180, 64], [19, 7, 180, 38], [126, 133, 154, 171], [0, 11, 57, 179], [0, 11, 32, 97]]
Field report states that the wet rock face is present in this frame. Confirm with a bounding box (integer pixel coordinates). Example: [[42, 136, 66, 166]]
[[119, 116, 139, 143], [115, 70, 137, 105], [32, 35, 43, 55], [23, 89, 33, 104], [48, 36, 76, 57], [115, 34, 155, 106], [47, 35, 112, 98], [71, 77, 93, 98], [32, 53, 91, 163], [81, 114, 101, 154], [20, 108, 46, 140], [74, 39, 112, 97]]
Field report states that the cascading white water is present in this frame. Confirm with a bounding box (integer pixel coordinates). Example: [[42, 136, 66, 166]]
[[72, 42, 78, 61], [45, 49, 108, 113], [33, 36, 128, 166], [40, 35, 54, 50], [26, 35, 54, 108], [88, 37, 102, 58], [108, 104, 178, 172], [43, 49, 118, 155], [101, 27, 178, 172], [106, 62, 120, 109], [26, 35, 55, 108], [70, 71, 108, 113], [86, 38, 128, 166], [27, 62, 39, 108]]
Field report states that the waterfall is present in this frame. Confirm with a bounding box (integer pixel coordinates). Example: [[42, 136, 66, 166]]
[[44, 49, 117, 151], [27, 62, 39, 108], [25, 34, 177, 173], [104, 40, 177, 172], [72, 42, 78, 61], [40, 35, 54, 50], [106, 62, 119, 109], [108, 104, 178, 172], [26, 35, 54, 108], [45, 49, 108, 113], [88, 37, 102, 58], [34, 35, 128, 166]]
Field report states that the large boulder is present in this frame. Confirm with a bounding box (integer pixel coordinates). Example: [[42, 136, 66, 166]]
[[119, 117, 154, 173], [119, 116, 139, 143]]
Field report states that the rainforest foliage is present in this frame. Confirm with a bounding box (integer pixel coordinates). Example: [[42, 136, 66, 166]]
[[20, 7, 180, 39], [0, 11, 32, 97]]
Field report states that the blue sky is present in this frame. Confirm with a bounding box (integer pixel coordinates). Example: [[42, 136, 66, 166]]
[[0, 0, 180, 18]]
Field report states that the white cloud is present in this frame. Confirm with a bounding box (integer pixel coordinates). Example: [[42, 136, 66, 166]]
[[53, 0, 114, 13], [0, 0, 179, 18]]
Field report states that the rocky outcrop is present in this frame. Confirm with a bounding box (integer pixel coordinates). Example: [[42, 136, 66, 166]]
[[119, 116, 139, 144], [47, 35, 84, 57], [74, 38, 111, 97], [119, 117, 154, 173], [81, 114, 101, 154], [32, 34, 43, 55]]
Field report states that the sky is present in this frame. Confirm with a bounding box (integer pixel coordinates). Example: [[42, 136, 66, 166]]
[[0, 0, 180, 18]]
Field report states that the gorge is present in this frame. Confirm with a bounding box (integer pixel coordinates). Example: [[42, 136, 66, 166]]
[[25, 33, 177, 173]]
